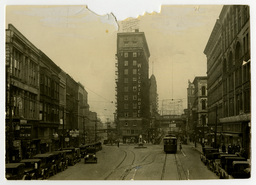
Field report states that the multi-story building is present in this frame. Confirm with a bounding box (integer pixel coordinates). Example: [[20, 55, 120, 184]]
[[58, 70, 67, 147], [187, 80, 195, 137], [5, 24, 41, 162], [78, 82, 89, 144], [192, 77, 208, 144], [204, 5, 250, 158], [39, 51, 61, 152], [116, 29, 150, 143]]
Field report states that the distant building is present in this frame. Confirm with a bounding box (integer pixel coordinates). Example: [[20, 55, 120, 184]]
[[204, 5, 250, 158], [149, 74, 159, 117], [192, 77, 208, 144], [39, 51, 61, 152], [116, 29, 150, 143], [187, 80, 195, 136]]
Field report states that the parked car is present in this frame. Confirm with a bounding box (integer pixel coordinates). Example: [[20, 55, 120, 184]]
[[6, 163, 26, 180], [79, 145, 88, 158], [63, 148, 76, 166], [33, 153, 55, 179], [84, 147, 97, 164], [230, 161, 250, 179], [20, 159, 42, 180], [218, 155, 246, 179], [51, 151, 67, 172], [206, 152, 223, 171], [200, 147, 219, 165]]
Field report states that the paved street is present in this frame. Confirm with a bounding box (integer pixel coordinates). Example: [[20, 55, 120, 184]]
[[49, 142, 218, 180]]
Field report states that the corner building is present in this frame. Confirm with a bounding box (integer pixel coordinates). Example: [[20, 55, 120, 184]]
[[116, 30, 150, 143]]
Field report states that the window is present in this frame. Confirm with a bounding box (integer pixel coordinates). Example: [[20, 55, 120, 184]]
[[125, 122, 128, 126], [124, 69, 128, 75], [132, 41, 137, 46], [124, 78, 128, 83], [133, 77, 137, 82], [124, 52, 128, 58], [133, 103, 137, 109], [133, 95, 137, 100], [124, 95, 128, 100], [124, 41, 129, 46], [133, 60, 137, 66], [124, 113, 129, 117], [202, 99, 206, 110], [133, 52, 137, 57], [124, 104, 128, 109], [202, 86, 206, 96], [133, 86, 137, 91], [133, 69, 137, 75], [124, 86, 128, 92], [124, 60, 128, 66]]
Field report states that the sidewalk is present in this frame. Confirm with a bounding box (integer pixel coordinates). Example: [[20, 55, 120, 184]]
[[187, 141, 204, 154]]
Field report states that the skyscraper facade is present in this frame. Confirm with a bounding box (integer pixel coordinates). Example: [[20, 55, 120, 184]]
[[116, 30, 150, 143]]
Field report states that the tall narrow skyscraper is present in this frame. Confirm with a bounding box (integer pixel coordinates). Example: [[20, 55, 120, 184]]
[[115, 30, 150, 143]]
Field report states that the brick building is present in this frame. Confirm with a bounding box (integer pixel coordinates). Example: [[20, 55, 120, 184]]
[[116, 30, 150, 143]]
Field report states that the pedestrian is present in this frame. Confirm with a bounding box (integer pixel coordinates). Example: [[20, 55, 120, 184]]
[[117, 140, 119, 148], [180, 141, 182, 151]]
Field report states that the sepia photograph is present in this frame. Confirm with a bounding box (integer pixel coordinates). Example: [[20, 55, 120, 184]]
[[1, 0, 254, 182]]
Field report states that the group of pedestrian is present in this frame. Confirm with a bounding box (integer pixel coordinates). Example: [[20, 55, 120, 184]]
[[221, 143, 241, 154]]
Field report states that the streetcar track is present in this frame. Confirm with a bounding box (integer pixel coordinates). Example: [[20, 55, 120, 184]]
[[175, 154, 182, 180], [175, 152, 188, 180], [121, 150, 136, 180], [161, 153, 167, 180], [104, 148, 127, 180]]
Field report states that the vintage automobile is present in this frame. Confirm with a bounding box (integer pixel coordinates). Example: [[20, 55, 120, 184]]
[[215, 153, 238, 177], [79, 144, 88, 158], [6, 163, 26, 180], [206, 152, 223, 171], [62, 148, 76, 166], [230, 161, 250, 179], [200, 147, 219, 165], [51, 151, 67, 172], [33, 153, 56, 179], [20, 159, 42, 180], [219, 156, 246, 179], [84, 147, 97, 164]]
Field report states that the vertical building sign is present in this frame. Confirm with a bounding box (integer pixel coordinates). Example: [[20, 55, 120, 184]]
[[137, 59, 141, 117]]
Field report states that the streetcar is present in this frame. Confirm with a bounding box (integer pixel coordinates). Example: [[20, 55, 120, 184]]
[[163, 136, 177, 153]]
